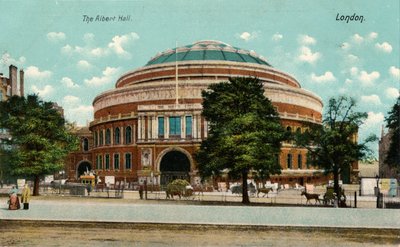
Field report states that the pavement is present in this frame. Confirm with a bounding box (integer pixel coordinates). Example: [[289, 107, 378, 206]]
[[1, 196, 399, 230]]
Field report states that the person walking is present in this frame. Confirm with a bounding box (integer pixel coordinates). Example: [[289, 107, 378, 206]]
[[8, 186, 20, 210], [21, 184, 31, 210]]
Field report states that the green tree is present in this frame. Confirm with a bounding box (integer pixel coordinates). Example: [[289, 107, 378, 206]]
[[294, 96, 377, 205], [384, 96, 400, 171], [0, 95, 78, 195], [195, 77, 286, 204]]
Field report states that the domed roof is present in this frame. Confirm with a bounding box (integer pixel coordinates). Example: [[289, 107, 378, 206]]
[[146, 40, 272, 66]]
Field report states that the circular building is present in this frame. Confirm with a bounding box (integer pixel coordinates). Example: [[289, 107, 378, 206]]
[[82, 40, 324, 188]]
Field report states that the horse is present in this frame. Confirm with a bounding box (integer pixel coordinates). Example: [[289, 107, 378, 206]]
[[257, 187, 272, 198], [301, 191, 321, 204]]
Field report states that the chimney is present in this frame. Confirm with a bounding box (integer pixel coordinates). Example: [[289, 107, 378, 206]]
[[9, 65, 18, 96], [19, 69, 24, 97]]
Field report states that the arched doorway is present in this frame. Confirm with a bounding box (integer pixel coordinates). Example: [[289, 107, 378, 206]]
[[77, 161, 92, 178], [160, 151, 191, 186]]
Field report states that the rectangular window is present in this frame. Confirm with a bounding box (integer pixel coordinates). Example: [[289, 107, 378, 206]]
[[114, 153, 120, 170], [287, 154, 292, 169], [105, 154, 110, 170], [125, 153, 132, 170], [158, 116, 164, 138], [298, 154, 302, 169], [96, 155, 99, 169], [99, 155, 103, 170], [185, 116, 192, 138], [169, 116, 181, 137]]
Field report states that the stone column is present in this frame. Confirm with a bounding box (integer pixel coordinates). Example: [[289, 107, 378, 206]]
[[165, 116, 169, 139]]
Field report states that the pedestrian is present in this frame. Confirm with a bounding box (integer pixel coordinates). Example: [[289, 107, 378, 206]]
[[8, 186, 20, 210], [139, 184, 143, 199], [21, 184, 31, 210]]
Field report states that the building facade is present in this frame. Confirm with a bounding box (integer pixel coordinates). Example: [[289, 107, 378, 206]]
[[0, 65, 24, 143], [379, 127, 398, 179], [67, 40, 332, 187]]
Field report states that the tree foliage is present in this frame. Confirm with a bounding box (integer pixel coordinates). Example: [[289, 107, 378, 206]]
[[294, 96, 377, 204], [195, 77, 286, 204], [384, 96, 400, 170], [0, 95, 78, 195]]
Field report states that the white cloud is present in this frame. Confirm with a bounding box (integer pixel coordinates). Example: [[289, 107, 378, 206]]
[[298, 35, 316, 45], [368, 32, 378, 40], [361, 95, 381, 105], [389, 66, 400, 79], [31, 85, 54, 97], [310, 71, 336, 83], [345, 78, 352, 84], [108, 32, 140, 58], [350, 67, 358, 76], [362, 112, 384, 127], [46, 32, 66, 42], [25, 66, 52, 80], [83, 33, 95, 43], [375, 42, 393, 53], [90, 47, 109, 57], [61, 77, 79, 88], [64, 105, 94, 127], [61, 32, 139, 59], [272, 33, 283, 41], [238, 31, 259, 42], [77, 60, 92, 70], [1, 52, 26, 67], [347, 54, 359, 63], [341, 42, 351, 50], [358, 70, 380, 86], [386, 87, 399, 99], [298, 46, 321, 64], [63, 95, 80, 106], [352, 34, 364, 44], [84, 67, 120, 86]]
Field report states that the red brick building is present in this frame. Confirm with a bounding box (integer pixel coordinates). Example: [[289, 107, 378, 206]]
[[67, 40, 329, 187]]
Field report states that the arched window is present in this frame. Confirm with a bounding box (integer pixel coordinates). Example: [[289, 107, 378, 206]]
[[286, 126, 292, 132], [287, 154, 292, 169], [298, 154, 302, 169], [83, 138, 89, 152], [105, 128, 111, 145], [99, 131, 104, 146], [114, 127, 120, 145], [296, 127, 301, 134], [125, 126, 132, 144]]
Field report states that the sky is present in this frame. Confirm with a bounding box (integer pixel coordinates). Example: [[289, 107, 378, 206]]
[[0, 0, 399, 156]]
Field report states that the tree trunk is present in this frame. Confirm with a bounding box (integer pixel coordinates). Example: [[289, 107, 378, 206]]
[[33, 175, 40, 196], [242, 171, 250, 204], [333, 164, 340, 206]]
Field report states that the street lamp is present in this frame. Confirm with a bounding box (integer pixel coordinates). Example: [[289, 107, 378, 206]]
[[151, 171, 154, 193], [375, 174, 380, 208]]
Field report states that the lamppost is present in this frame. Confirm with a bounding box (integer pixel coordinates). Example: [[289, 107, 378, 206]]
[[151, 171, 154, 193], [375, 174, 380, 208]]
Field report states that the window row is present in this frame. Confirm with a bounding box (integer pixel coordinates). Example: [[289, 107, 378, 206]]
[[286, 153, 310, 169], [95, 153, 132, 170], [158, 115, 192, 138], [94, 126, 132, 147]]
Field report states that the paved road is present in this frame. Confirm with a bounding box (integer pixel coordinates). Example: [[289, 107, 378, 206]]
[[1, 197, 399, 229]]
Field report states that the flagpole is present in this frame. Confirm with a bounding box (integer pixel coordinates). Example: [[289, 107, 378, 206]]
[[175, 41, 179, 105]]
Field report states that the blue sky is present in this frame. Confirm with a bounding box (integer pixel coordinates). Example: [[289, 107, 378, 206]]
[[0, 0, 399, 155]]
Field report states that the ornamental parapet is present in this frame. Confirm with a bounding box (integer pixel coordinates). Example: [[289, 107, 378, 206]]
[[89, 112, 137, 127]]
